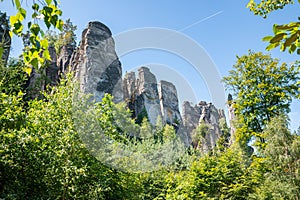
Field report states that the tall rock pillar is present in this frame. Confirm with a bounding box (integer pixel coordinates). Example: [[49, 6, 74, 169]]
[[70, 21, 123, 103]]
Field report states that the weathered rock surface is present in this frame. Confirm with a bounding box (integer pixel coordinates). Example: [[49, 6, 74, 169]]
[[135, 67, 162, 125], [159, 80, 182, 126], [46, 46, 59, 86], [228, 94, 236, 143], [182, 101, 225, 151], [20, 19, 229, 151], [27, 46, 59, 99], [0, 12, 11, 65], [70, 21, 123, 103], [57, 44, 76, 74]]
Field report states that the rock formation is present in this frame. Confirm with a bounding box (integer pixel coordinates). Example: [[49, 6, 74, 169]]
[[0, 12, 11, 65], [19, 20, 229, 151], [26, 46, 59, 99], [70, 21, 123, 103], [182, 100, 225, 151], [228, 94, 236, 144], [57, 44, 76, 74], [123, 67, 162, 125], [158, 80, 182, 127]]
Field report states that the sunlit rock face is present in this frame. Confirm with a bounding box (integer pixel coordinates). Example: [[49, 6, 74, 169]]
[[123, 67, 163, 125], [57, 44, 76, 74], [182, 101, 225, 152], [158, 80, 182, 126], [70, 21, 123, 103]]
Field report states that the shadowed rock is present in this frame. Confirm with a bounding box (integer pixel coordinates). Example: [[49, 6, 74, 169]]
[[70, 21, 123, 103]]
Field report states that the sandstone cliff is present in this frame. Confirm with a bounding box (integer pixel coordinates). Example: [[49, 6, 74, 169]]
[[70, 21, 123, 103], [5, 19, 229, 151]]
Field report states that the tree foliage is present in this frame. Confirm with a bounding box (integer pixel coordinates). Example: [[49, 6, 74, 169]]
[[223, 51, 300, 144], [0, 0, 63, 72], [247, 0, 300, 54], [45, 18, 77, 53]]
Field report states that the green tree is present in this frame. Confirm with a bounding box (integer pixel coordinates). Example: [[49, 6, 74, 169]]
[[164, 146, 254, 200], [251, 115, 300, 199], [45, 18, 77, 53], [0, 75, 142, 199], [223, 51, 300, 144], [0, 0, 63, 71], [247, 0, 300, 54], [0, 58, 27, 94]]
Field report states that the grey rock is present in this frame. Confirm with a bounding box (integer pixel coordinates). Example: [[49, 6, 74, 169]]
[[0, 12, 11, 65], [57, 44, 76, 74], [135, 67, 162, 125], [158, 80, 182, 126], [70, 21, 123, 103], [182, 100, 225, 151], [46, 46, 59, 86], [228, 94, 236, 143], [26, 46, 59, 99]]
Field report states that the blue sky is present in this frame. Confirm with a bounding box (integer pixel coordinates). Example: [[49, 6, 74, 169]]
[[2, 0, 300, 131]]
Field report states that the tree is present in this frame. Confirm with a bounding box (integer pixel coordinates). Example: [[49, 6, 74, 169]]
[[247, 0, 300, 54], [45, 18, 77, 53], [0, 75, 143, 199], [223, 51, 300, 144], [0, 0, 63, 71], [164, 146, 254, 200], [251, 115, 300, 199]]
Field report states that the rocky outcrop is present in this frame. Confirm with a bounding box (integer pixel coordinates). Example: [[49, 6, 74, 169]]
[[159, 80, 182, 127], [124, 67, 162, 125], [228, 94, 236, 143], [20, 20, 229, 151], [182, 101, 225, 151], [57, 44, 76, 74], [26, 46, 59, 99], [123, 67, 225, 150], [0, 12, 11, 65], [70, 21, 123, 103], [46, 46, 59, 86]]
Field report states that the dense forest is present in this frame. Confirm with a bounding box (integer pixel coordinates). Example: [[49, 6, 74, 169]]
[[1, 0, 300, 199]]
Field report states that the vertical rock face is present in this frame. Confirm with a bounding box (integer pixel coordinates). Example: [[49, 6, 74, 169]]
[[135, 67, 162, 125], [182, 101, 225, 151], [70, 21, 123, 103], [228, 94, 236, 143], [182, 101, 202, 135], [57, 44, 76, 74], [159, 80, 182, 126], [46, 46, 59, 86], [123, 72, 136, 101], [0, 12, 11, 65], [27, 46, 59, 99]]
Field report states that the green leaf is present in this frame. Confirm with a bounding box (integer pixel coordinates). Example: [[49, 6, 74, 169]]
[[32, 3, 39, 11], [0, 47, 3, 58], [270, 33, 286, 43], [45, 0, 52, 5], [19, 7, 26, 19], [23, 66, 32, 75], [31, 58, 39, 68], [30, 24, 40, 36], [284, 32, 299, 47], [14, 0, 21, 10], [289, 44, 296, 53], [262, 36, 272, 42], [266, 43, 277, 51], [43, 49, 51, 60]]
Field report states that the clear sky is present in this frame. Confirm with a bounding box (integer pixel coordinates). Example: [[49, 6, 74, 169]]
[[2, 0, 300, 131]]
